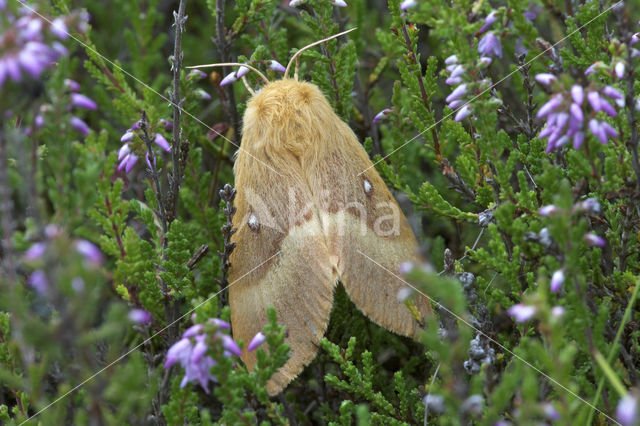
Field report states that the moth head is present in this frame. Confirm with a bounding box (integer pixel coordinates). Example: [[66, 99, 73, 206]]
[[186, 28, 356, 95]]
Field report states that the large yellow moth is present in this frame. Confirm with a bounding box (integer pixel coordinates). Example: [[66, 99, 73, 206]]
[[190, 29, 431, 395]]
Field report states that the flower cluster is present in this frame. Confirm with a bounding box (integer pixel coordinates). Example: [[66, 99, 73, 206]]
[[477, 10, 502, 58], [23, 225, 102, 295], [117, 119, 172, 173], [219, 59, 286, 87], [0, 3, 88, 88], [164, 319, 267, 393], [509, 197, 606, 322], [535, 72, 622, 152], [443, 54, 496, 122]]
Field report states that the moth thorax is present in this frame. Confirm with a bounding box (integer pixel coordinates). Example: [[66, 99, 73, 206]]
[[363, 178, 373, 196], [248, 214, 260, 232]]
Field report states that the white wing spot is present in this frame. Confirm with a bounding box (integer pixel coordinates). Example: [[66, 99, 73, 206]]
[[363, 178, 373, 195], [248, 214, 260, 232]]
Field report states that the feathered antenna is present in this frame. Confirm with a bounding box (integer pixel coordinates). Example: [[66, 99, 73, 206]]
[[284, 28, 357, 80], [185, 62, 270, 86]]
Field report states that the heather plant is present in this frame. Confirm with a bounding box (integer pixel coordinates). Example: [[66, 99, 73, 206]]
[[1, 0, 639, 424]]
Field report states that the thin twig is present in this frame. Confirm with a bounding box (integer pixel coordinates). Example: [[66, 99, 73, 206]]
[[166, 0, 188, 225], [215, 0, 242, 148], [217, 184, 237, 306], [139, 111, 167, 243]]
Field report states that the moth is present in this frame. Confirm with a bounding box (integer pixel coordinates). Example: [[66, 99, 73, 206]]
[[190, 29, 431, 395]]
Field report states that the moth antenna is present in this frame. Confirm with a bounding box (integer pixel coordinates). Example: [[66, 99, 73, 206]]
[[294, 56, 300, 82], [185, 62, 270, 85], [241, 75, 256, 95], [284, 27, 357, 79]]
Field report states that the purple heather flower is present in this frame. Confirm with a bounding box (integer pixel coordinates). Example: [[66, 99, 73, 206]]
[[536, 95, 563, 118], [585, 61, 604, 75], [145, 153, 155, 170], [120, 131, 135, 143], [332, 0, 347, 7], [571, 85, 584, 105], [444, 55, 458, 65], [158, 119, 173, 131], [446, 83, 468, 103], [220, 334, 242, 357], [236, 66, 249, 79], [44, 224, 60, 238], [585, 233, 606, 247], [479, 10, 498, 34], [570, 103, 583, 123], [64, 78, 80, 92], [449, 64, 465, 79], [118, 143, 131, 161], [219, 72, 238, 86], [75, 239, 103, 263], [478, 56, 492, 66], [118, 152, 138, 173], [373, 108, 392, 123], [448, 99, 464, 109], [446, 75, 463, 85], [267, 60, 286, 73], [478, 32, 502, 58], [191, 334, 208, 363], [599, 99, 617, 117], [131, 120, 142, 131], [616, 394, 638, 426], [601, 122, 619, 139], [28, 270, 48, 294], [589, 119, 608, 144], [396, 287, 413, 302], [398, 261, 414, 275], [535, 73, 556, 86], [248, 331, 267, 351], [209, 318, 231, 329], [24, 242, 46, 260], [70, 93, 97, 110], [550, 269, 564, 292], [129, 309, 152, 324], [539, 205, 558, 216], [615, 61, 625, 79], [587, 91, 602, 112], [183, 324, 204, 338], [551, 306, 565, 318], [602, 86, 623, 100], [542, 403, 560, 421], [164, 338, 192, 369], [193, 89, 212, 100], [50, 18, 68, 40], [508, 303, 536, 323], [34, 114, 44, 129], [70, 116, 90, 135], [399, 0, 417, 10], [454, 105, 472, 122], [186, 69, 207, 81], [575, 197, 601, 214], [632, 33, 640, 46], [154, 133, 171, 152]]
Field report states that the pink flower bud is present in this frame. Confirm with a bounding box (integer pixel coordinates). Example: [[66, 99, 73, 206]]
[[534, 73, 556, 86], [248, 331, 267, 351], [550, 269, 564, 292], [508, 303, 536, 323]]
